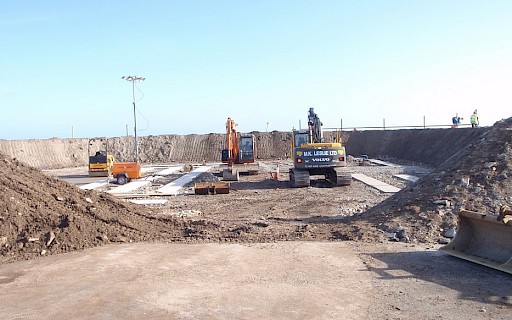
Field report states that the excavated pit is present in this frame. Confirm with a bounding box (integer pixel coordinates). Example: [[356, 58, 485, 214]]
[[2, 121, 511, 264]]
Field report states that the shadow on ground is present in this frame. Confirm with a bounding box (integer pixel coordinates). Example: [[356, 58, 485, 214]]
[[364, 250, 512, 307], [231, 178, 341, 191]]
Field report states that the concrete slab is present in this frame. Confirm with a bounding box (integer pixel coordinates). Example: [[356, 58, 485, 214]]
[[79, 179, 111, 190], [108, 166, 183, 194], [352, 173, 401, 193], [157, 165, 213, 195], [394, 174, 420, 183], [0, 242, 373, 320], [368, 159, 401, 167], [140, 166, 155, 174], [108, 180, 152, 194], [129, 199, 168, 205], [408, 166, 430, 175], [138, 165, 184, 182], [150, 165, 183, 176]]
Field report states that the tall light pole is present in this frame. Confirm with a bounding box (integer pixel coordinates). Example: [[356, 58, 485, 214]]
[[122, 75, 145, 162]]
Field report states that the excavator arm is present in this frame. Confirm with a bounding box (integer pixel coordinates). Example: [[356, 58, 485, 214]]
[[307, 107, 323, 143], [224, 117, 239, 166]]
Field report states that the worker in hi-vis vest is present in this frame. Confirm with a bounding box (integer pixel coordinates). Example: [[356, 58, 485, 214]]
[[470, 110, 479, 128], [452, 113, 462, 128]]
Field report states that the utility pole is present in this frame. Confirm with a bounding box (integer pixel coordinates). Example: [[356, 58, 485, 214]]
[[122, 75, 145, 162]]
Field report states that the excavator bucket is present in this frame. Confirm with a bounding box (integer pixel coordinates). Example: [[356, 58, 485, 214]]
[[194, 182, 230, 195], [440, 210, 512, 274]]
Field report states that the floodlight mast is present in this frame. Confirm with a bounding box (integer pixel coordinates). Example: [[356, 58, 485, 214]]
[[122, 75, 145, 162]]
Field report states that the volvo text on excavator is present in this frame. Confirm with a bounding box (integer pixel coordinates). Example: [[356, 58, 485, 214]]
[[221, 117, 258, 181], [289, 108, 352, 187]]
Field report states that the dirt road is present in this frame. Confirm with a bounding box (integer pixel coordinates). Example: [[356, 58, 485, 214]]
[[1, 242, 370, 319], [1, 242, 510, 320]]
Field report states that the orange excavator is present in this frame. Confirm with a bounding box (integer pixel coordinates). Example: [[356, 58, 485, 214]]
[[221, 117, 258, 181]]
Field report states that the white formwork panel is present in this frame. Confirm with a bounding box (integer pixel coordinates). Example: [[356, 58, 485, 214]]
[[156, 166, 213, 195], [352, 173, 401, 193], [109, 166, 184, 194]]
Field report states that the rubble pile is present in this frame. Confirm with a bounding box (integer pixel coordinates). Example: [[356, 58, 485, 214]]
[[353, 118, 512, 243]]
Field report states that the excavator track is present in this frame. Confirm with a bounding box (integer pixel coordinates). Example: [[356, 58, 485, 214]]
[[334, 167, 352, 186], [289, 168, 310, 188]]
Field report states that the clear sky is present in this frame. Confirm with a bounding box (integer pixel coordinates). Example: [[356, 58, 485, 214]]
[[2, 1, 511, 140]]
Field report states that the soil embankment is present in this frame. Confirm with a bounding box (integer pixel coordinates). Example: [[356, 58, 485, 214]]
[[345, 127, 489, 166], [0, 128, 487, 169]]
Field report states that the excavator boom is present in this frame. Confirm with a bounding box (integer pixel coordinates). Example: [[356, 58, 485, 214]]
[[307, 107, 323, 143]]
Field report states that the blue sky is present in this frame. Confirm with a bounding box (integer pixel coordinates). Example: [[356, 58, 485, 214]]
[[2, 1, 511, 140]]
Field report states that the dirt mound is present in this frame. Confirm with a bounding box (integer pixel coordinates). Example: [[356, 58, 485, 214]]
[[0, 151, 371, 264], [0, 154, 191, 264], [351, 118, 512, 243]]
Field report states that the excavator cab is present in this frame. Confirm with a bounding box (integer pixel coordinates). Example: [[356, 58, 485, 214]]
[[292, 130, 310, 149], [238, 134, 256, 163]]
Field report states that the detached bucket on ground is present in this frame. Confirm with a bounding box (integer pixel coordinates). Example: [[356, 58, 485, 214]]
[[194, 182, 230, 195], [440, 210, 512, 274]]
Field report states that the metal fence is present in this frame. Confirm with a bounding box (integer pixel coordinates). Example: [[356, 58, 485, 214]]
[[321, 117, 480, 131]]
